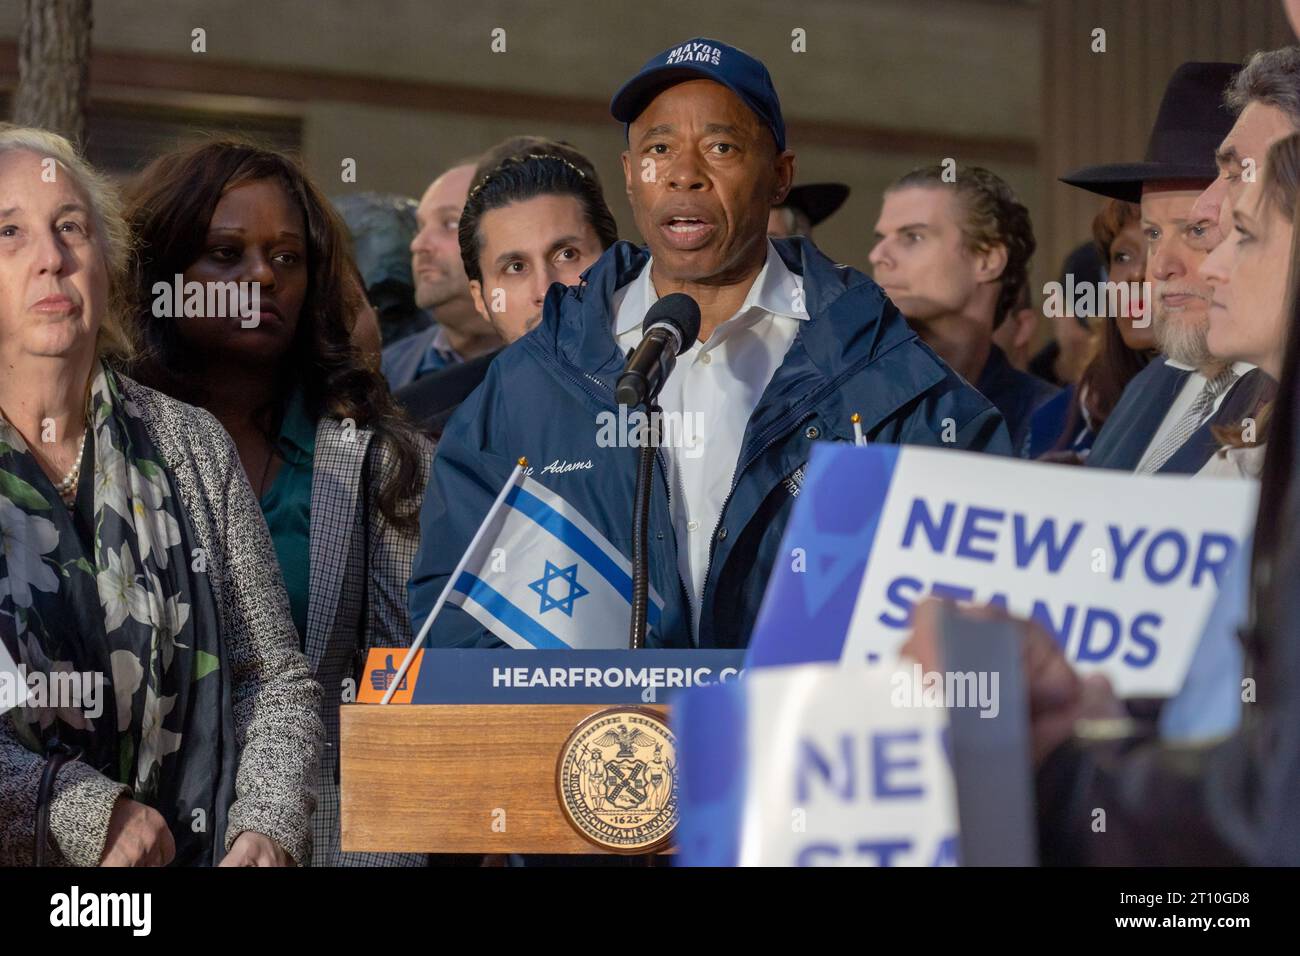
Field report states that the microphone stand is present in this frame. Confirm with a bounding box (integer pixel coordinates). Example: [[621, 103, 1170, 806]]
[[629, 400, 660, 650]]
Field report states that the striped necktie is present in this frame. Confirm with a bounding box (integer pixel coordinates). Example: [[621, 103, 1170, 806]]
[[1137, 367, 1238, 474]]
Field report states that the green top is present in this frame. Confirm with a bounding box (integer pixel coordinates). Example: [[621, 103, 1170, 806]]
[[259, 388, 316, 648]]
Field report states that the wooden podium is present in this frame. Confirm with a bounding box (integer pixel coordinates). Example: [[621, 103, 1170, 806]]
[[338, 633, 1036, 864], [340, 702, 670, 855]]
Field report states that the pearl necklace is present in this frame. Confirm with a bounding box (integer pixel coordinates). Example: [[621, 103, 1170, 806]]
[[56, 429, 87, 507]]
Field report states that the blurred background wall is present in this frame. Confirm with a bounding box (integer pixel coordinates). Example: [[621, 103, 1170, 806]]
[[0, 0, 1037, 270], [1041, 0, 1294, 289], [1, 0, 1295, 336]]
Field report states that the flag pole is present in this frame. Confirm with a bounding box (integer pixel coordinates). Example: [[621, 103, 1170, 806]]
[[851, 412, 866, 447], [380, 457, 528, 704]]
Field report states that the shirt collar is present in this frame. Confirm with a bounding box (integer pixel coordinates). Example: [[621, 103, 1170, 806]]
[[1163, 357, 1256, 378], [613, 239, 808, 338], [430, 325, 463, 364], [276, 387, 317, 462]]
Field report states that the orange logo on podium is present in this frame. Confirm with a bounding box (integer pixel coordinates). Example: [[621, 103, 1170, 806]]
[[357, 650, 422, 704]]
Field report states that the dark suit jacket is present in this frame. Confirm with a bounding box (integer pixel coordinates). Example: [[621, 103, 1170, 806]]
[[1086, 356, 1262, 473], [394, 349, 500, 438], [1085, 356, 1188, 470], [1159, 369, 1269, 473]]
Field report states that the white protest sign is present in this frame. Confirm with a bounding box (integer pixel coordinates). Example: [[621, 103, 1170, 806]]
[[730, 664, 958, 866], [837, 448, 1258, 697]]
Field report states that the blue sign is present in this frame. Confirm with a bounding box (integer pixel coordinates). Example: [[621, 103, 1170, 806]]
[[408, 649, 746, 704]]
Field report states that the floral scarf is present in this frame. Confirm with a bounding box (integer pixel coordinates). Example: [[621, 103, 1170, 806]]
[[0, 362, 236, 865]]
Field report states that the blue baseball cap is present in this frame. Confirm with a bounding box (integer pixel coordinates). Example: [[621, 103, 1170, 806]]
[[610, 38, 786, 152]]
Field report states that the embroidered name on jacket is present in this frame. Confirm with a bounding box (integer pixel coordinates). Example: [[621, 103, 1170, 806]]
[[541, 459, 594, 475], [784, 465, 806, 498]]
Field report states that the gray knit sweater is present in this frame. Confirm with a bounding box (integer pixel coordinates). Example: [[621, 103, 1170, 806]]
[[0, 376, 324, 866]]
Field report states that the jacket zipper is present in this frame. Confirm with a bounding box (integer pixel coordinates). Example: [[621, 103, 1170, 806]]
[[698, 352, 884, 628], [699, 406, 816, 617]]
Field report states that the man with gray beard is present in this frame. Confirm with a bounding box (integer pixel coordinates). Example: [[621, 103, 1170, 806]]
[[1120, 178, 1257, 474], [1064, 62, 1264, 474]]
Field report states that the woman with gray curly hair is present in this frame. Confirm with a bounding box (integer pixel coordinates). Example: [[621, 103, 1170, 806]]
[[0, 125, 323, 867]]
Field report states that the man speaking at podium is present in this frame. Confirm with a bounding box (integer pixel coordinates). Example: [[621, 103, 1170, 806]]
[[410, 38, 1010, 650]]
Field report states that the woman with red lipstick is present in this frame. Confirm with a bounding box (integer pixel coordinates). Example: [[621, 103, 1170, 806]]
[[1080, 201, 1158, 423], [125, 141, 431, 866], [0, 126, 322, 867], [1031, 199, 1157, 458]]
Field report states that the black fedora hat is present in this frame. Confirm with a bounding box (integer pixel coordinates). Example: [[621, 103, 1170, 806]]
[[779, 182, 850, 226], [1060, 61, 1239, 203]]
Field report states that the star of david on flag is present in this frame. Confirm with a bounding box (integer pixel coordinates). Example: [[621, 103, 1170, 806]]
[[444, 472, 663, 649], [529, 561, 589, 617]]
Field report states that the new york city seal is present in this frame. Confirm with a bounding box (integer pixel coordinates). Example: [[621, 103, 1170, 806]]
[[556, 708, 678, 853]]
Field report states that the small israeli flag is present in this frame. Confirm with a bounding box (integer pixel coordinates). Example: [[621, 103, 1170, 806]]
[[446, 474, 663, 649]]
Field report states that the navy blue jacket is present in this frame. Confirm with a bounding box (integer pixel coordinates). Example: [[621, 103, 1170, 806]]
[[976, 344, 1060, 457], [409, 238, 1011, 649], [1027, 385, 1097, 459]]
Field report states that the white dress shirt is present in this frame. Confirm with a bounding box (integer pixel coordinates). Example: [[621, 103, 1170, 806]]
[[1133, 359, 1255, 473], [612, 241, 807, 639]]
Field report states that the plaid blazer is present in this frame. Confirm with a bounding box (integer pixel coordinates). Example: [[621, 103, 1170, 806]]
[[306, 417, 432, 867]]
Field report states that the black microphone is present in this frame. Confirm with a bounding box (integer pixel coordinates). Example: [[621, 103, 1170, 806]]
[[615, 293, 701, 407]]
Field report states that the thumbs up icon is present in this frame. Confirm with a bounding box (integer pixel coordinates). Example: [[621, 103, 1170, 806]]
[[370, 654, 407, 692]]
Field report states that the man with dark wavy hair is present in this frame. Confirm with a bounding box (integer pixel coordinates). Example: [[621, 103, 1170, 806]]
[[394, 137, 618, 435], [459, 139, 618, 345], [871, 165, 1059, 456]]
